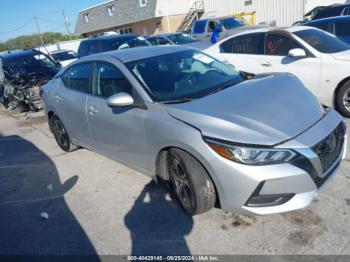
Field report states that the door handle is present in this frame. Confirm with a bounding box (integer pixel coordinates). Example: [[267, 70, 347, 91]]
[[88, 106, 99, 115], [54, 95, 63, 102], [261, 62, 272, 67]]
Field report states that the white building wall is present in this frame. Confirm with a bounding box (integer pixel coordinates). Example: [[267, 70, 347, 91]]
[[203, 0, 349, 26], [155, 0, 193, 17]]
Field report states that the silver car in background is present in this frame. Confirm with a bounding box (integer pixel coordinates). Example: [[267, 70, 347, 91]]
[[42, 46, 347, 216]]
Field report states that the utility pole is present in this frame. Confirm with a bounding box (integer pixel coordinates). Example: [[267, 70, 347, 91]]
[[33, 16, 52, 57], [33, 16, 45, 47], [62, 10, 72, 40]]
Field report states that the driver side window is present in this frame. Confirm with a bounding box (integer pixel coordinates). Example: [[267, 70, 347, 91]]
[[265, 34, 302, 56], [92, 62, 132, 98]]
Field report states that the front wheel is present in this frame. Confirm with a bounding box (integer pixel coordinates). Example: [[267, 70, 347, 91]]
[[49, 114, 78, 152], [336, 81, 350, 118], [167, 148, 216, 216]]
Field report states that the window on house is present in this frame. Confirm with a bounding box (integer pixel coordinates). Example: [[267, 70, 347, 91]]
[[156, 22, 163, 32], [140, 0, 147, 7], [119, 28, 133, 34], [107, 6, 115, 16], [84, 13, 89, 23], [245, 0, 252, 6]]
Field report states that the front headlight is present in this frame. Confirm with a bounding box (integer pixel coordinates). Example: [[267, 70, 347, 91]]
[[205, 138, 297, 165]]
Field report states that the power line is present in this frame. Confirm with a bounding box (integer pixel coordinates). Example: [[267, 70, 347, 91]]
[[0, 18, 33, 35], [36, 16, 64, 24]]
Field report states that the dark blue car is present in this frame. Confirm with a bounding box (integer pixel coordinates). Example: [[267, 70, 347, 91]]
[[303, 16, 350, 44]]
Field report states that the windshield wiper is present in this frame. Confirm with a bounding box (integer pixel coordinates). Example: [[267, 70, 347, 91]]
[[207, 81, 238, 96], [161, 97, 195, 104]]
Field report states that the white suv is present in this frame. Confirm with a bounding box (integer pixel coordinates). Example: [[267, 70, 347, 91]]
[[205, 26, 350, 117]]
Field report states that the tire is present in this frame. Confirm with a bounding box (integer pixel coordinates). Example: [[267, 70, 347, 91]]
[[335, 80, 350, 118], [49, 114, 79, 152], [167, 148, 216, 215]]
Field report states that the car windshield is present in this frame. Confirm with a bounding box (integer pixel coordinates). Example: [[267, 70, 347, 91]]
[[294, 29, 350, 53], [126, 50, 244, 103], [4, 52, 57, 72], [51, 51, 77, 61], [220, 17, 245, 29], [111, 36, 150, 50], [167, 34, 197, 44]]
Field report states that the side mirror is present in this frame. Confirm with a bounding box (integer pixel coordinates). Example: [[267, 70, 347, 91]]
[[106, 92, 134, 107], [288, 48, 307, 58]]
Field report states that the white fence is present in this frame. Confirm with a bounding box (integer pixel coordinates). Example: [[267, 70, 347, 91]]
[[36, 39, 84, 54]]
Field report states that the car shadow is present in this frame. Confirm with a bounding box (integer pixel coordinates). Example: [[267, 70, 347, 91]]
[[124, 181, 193, 255], [0, 134, 98, 258]]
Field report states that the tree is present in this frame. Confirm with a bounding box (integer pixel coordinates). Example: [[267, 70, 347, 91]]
[[0, 32, 82, 52]]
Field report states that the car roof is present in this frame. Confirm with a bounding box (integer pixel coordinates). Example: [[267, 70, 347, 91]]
[[217, 25, 316, 36], [196, 16, 242, 22], [304, 15, 350, 24], [51, 49, 75, 54], [0, 49, 42, 60], [326, 3, 350, 8], [148, 32, 183, 38], [81, 34, 140, 43], [81, 45, 192, 63]]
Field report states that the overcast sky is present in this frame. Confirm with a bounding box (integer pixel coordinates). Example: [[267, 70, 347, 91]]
[[0, 0, 104, 42]]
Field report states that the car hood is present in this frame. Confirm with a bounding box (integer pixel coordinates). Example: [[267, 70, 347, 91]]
[[164, 73, 324, 146], [331, 49, 350, 61]]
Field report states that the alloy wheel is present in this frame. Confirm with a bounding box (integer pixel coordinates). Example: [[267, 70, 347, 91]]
[[343, 87, 350, 113], [52, 117, 69, 149], [169, 155, 194, 210]]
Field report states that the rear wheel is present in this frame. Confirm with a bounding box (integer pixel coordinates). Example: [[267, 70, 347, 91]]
[[50, 114, 78, 152], [167, 148, 216, 216], [336, 81, 350, 118]]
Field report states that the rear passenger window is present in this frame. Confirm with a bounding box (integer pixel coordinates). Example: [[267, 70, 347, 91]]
[[62, 63, 91, 93], [158, 37, 170, 45], [220, 33, 265, 55], [265, 34, 301, 56], [193, 20, 207, 34], [147, 37, 158, 45], [78, 42, 89, 57], [92, 62, 133, 98], [335, 21, 350, 36], [100, 41, 111, 52], [87, 41, 99, 55], [312, 22, 333, 33]]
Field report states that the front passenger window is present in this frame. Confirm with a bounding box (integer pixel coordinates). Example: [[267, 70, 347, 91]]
[[265, 34, 301, 56], [93, 62, 133, 98]]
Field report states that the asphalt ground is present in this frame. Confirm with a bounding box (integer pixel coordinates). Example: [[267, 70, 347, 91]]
[[0, 108, 349, 257]]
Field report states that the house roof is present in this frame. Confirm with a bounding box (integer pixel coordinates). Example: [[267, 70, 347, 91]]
[[75, 0, 158, 35]]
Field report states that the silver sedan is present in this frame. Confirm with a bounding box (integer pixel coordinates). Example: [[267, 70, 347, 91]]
[[42, 46, 347, 216]]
